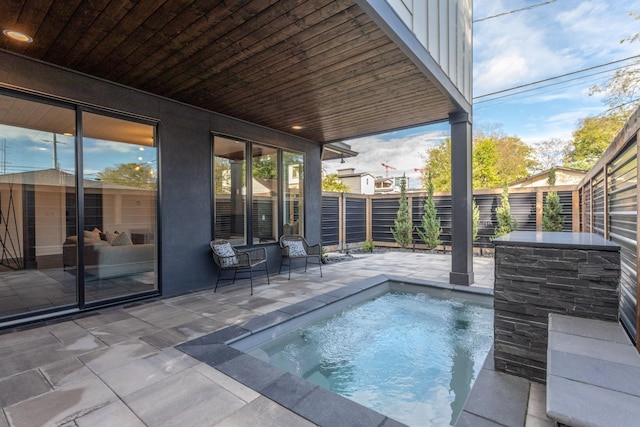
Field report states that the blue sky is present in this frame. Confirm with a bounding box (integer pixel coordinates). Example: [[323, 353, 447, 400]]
[[328, 0, 639, 188]]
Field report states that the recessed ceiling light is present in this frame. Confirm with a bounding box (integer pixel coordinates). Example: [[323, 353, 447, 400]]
[[63, 132, 73, 136], [2, 29, 33, 43], [292, 125, 303, 130]]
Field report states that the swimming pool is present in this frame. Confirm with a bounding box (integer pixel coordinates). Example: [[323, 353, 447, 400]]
[[177, 276, 494, 427], [238, 287, 492, 426]]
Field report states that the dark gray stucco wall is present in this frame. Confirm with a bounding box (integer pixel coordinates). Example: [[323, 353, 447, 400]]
[[0, 50, 323, 297]]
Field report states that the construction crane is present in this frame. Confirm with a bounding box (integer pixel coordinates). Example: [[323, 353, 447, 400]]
[[381, 162, 396, 177]]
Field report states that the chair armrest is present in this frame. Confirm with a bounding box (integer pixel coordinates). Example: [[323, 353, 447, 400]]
[[306, 244, 321, 256], [233, 250, 250, 266], [239, 247, 267, 262]]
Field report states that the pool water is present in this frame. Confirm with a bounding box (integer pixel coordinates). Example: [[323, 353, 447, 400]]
[[247, 291, 493, 426]]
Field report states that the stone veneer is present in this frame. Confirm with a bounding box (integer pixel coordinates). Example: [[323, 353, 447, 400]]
[[493, 231, 620, 383]]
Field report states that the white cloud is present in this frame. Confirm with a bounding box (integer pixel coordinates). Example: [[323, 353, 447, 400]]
[[324, 130, 449, 187]]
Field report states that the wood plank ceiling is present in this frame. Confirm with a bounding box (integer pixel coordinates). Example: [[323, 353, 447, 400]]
[[0, 0, 459, 143]]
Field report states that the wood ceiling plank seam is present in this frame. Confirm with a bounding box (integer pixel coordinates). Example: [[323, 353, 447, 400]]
[[243, 84, 450, 126], [291, 93, 452, 128], [39, 0, 111, 63], [27, 0, 85, 59], [234, 81, 445, 129], [0, 1, 25, 39], [160, 0, 345, 98], [132, 0, 284, 91], [69, 0, 170, 71], [193, 13, 375, 95], [202, 34, 398, 106], [8, 0, 53, 55], [123, 0, 272, 88], [121, 0, 256, 87], [113, 0, 224, 80], [246, 68, 430, 123], [307, 102, 452, 141], [240, 57, 418, 111], [210, 41, 401, 107], [150, 0, 326, 96], [236, 67, 421, 124], [179, 13, 380, 101], [86, 0, 199, 75], [51, 0, 132, 66]]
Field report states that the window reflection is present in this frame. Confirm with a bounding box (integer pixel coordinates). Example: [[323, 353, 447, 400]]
[[0, 93, 77, 319], [284, 151, 304, 236], [214, 136, 246, 246], [82, 112, 157, 302], [252, 145, 278, 243]]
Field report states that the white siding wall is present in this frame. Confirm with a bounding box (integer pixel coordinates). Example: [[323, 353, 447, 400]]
[[387, 0, 472, 102]]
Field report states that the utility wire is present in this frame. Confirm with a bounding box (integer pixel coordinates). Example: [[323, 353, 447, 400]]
[[473, 55, 640, 100], [474, 63, 633, 105], [473, 0, 557, 23]]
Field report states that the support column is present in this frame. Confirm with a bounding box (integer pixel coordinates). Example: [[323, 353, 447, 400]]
[[449, 112, 474, 285]]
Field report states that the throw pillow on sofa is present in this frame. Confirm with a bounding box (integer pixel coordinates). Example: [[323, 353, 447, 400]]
[[111, 231, 133, 246]]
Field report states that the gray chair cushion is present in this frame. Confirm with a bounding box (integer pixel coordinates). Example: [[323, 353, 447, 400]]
[[284, 240, 307, 256], [212, 242, 238, 267]]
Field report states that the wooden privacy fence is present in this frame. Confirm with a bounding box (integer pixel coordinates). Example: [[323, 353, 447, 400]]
[[321, 186, 580, 252], [576, 108, 640, 349]]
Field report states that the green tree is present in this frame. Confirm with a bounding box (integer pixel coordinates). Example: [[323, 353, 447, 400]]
[[423, 138, 452, 191], [493, 184, 517, 239], [253, 155, 276, 179], [390, 174, 412, 248], [423, 129, 537, 190], [590, 12, 640, 116], [563, 113, 628, 170], [96, 162, 156, 189], [472, 198, 480, 242], [322, 173, 349, 192], [542, 167, 564, 231], [416, 172, 442, 249]]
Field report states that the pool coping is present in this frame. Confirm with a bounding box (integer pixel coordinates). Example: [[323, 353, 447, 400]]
[[176, 274, 494, 427]]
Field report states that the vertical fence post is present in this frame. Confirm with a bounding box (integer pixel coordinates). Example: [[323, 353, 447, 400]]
[[536, 189, 543, 231], [338, 193, 345, 251], [366, 195, 372, 243], [572, 190, 580, 232]]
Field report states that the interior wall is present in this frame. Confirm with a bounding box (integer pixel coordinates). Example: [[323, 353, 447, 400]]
[[0, 50, 322, 296]]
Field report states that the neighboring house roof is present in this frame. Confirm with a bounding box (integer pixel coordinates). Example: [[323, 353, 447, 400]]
[[0, 168, 152, 191], [509, 167, 586, 188]]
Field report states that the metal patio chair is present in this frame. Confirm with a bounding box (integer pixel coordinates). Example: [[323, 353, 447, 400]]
[[279, 234, 323, 280], [210, 240, 269, 295]]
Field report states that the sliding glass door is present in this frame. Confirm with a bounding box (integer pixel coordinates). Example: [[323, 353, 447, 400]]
[[0, 93, 77, 318], [82, 111, 157, 303], [0, 90, 158, 324]]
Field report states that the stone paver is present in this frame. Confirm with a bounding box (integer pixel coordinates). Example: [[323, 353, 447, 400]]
[[0, 252, 500, 426]]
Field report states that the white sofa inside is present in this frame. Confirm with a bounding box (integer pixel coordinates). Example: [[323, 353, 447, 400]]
[[63, 230, 154, 280]]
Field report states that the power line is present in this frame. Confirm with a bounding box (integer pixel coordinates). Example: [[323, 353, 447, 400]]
[[474, 63, 633, 105], [473, 0, 558, 23], [473, 55, 640, 100]]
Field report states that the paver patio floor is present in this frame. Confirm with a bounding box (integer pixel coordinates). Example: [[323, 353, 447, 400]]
[[0, 252, 549, 426]]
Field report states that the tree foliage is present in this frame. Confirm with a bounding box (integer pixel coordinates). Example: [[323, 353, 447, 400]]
[[533, 138, 570, 173], [390, 174, 412, 248], [542, 167, 565, 231], [322, 173, 349, 192], [416, 172, 442, 249], [253, 155, 277, 179], [422, 138, 452, 191], [493, 184, 517, 239], [590, 12, 640, 115], [423, 129, 536, 190], [472, 198, 480, 242], [563, 113, 628, 170], [96, 162, 156, 190]]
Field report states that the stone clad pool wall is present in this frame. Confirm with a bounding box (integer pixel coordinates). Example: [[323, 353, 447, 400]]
[[493, 231, 621, 383]]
